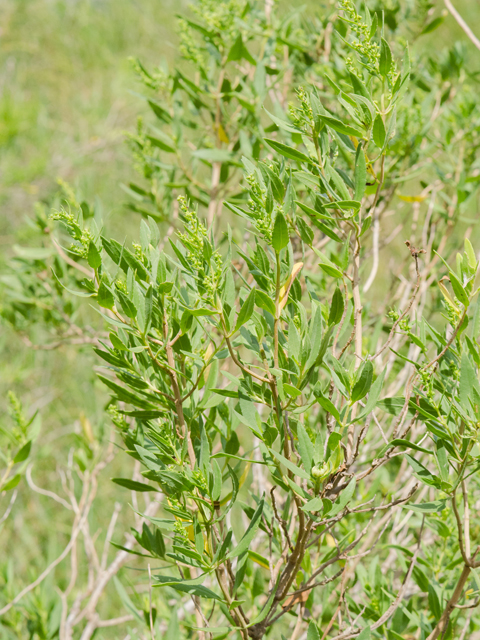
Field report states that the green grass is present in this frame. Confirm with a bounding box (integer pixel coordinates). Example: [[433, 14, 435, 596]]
[[0, 0, 184, 242]]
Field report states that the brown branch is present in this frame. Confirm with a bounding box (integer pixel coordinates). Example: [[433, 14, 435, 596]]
[[426, 564, 472, 640], [444, 0, 480, 51]]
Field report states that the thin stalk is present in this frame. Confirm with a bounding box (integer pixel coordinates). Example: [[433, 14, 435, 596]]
[[274, 250, 281, 369], [163, 307, 196, 468]]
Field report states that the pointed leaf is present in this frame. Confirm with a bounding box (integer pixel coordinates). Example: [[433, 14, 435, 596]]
[[228, 498, 265, 559], [372, 114, 386, 148], [328, 287, 344, 326], [112, 478, 157, 492], [351, 361, 373, 403], [354, 143, 367, 202], [235, 288, 256, 331], [264, 138, 312, 164], [272, 212, 290, 252], [317, 115, 365, 138], [379, 38, 392, 79]]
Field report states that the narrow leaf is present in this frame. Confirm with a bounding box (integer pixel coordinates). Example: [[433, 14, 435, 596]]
[[228, 498, 265, 558], [351, 361, 373, 403], [111, 478, 157, 492], [328, 287, 344, 326], [235, 288, 256, 331], [379, 38, 392, 78], [372, 114, 386, 149], [264, 138, 312, 164], [354, 142, 367, 202]]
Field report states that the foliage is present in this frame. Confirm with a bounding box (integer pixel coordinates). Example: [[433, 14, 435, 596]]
[[3, 1, 480, 639]]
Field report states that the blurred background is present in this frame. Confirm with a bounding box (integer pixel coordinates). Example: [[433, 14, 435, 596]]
[[1, 0, 479, 635]]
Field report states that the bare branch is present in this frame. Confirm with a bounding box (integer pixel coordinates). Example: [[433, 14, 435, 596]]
[[444, 0, 480, 51]]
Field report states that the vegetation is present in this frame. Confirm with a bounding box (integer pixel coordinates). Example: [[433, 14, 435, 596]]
[[3, 0, 480, 639]]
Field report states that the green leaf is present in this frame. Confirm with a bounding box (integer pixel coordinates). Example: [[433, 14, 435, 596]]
[[228, 498, 265, 559], [297, 423, 313, 475], [405, 455, 441, 489], [111, 478, 157, 492], [264, 138, 312, 164], [360, 216, 372, 237], [351, 361, 373, 403], [377, 396, 408, 416], [147, 135, 176, 153], [155, 575, 224, 601], [354, 143, 367, 202], [313, 249, 343, 278], [460, 352, 480, 416], [101, 237, 148, 280], [13, 440, 32, 463], [317, 114, 365, 138], [114, 576, 143, 622], [97, 278, 115, 310], [327, 432, 342, 451], [357, 627, 371, 640], [296, 217, 314, 245], [435, 440, 449, 482], [405, 500, 446, 513], [465, 238, 477, 270], [227, 34, 255, 65], [295, 200, 333, 222], [372, 114, 386, 149], [379, 38, 393, 79], [248, 575, 280, 625], [427, 586, 441, 624], [356, 368, 386, 420], [284, 383, 302, 398], [307, 621, 321, 640], [147, 100, 172, 123], [51, 270, 95, 298], [369, 12, 378, 38], [302, 497, 324, 513], [420, 16, 444, 35], [329, 478, 356, 517], [87, 242, 102, 269], [385, 439, 433, 456], [305, 305, 324, 370], [116, 290, 137, 319], [272, 212, 290, 252], [2, 474, 21, 491], [328, 287, 344, 326], [235, 288, 256, 331], [323, 200, 361, 211], [269, 448, 311, 480], [314, 388, 341, 423], [97, 374, 156, 409], [263, 107, 303, 135], [255, 290, 276, 316], [449, 272, 469, 307]]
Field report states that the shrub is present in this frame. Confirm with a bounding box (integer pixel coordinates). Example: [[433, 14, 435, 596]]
[[3, 1, 480, 639]]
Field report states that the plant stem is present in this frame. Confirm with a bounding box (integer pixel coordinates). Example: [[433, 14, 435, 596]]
[[274, 250, 281, 369], [426, 564, 471, 640], [163, 307, 196, 469]]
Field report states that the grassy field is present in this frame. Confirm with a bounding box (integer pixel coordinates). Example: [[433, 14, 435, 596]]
[[0, 0, 184, 238]]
